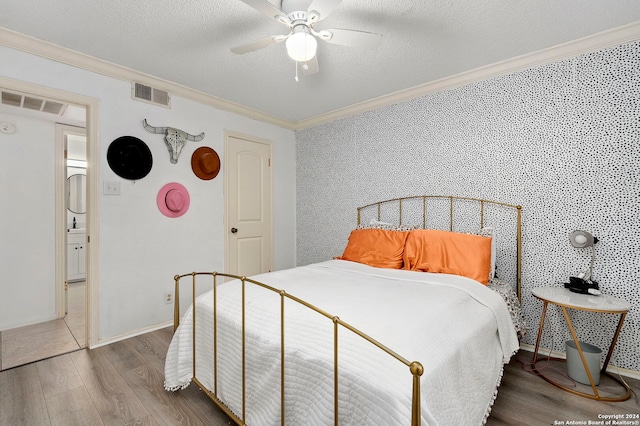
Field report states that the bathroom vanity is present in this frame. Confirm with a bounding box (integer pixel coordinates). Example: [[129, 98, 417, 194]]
[[67, 229, 86, 281]]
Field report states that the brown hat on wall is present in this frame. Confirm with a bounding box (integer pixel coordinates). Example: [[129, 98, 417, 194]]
[[191, 146, 220, 180]]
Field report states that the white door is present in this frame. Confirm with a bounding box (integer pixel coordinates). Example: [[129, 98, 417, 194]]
[[67, 243, 80, 279], [225, 131, 273, 277]]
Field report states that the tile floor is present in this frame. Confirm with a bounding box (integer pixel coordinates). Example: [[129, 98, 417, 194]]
[[0, 281, 85, 370]]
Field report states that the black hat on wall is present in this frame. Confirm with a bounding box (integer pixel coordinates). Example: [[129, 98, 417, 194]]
[[107, 136, 153, 180]]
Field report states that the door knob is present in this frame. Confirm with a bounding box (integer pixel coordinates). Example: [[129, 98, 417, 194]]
[[231, 227, 238, 233]]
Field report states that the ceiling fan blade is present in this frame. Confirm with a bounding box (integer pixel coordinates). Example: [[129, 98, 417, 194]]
[[301, 55, 319, 75], [307, 0, 343, 21], [319, 28, 382, 50], [231, 35, 288, 54], [237, 0, 290, 25]]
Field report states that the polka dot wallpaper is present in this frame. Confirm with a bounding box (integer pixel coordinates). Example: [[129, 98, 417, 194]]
[[296, 41, 640, 372]]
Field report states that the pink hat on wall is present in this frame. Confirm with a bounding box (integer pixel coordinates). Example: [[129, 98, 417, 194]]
[[157, 182, 190, 218]]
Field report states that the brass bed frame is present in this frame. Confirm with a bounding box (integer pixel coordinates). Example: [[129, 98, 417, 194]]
[[357, 195, 522, 299], [171, 195, 522, 426]]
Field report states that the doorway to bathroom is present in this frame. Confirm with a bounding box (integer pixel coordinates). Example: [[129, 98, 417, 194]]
[[60, 124, 87, 348], [0, 78, 98, 370]]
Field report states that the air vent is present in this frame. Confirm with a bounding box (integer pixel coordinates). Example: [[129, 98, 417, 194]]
[[132, 83, 171, 108], [1, 90, 68, 115]]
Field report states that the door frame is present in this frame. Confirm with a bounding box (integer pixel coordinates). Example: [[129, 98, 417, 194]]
[[223, 129, 274, 275], [0, 76, 100, 348]]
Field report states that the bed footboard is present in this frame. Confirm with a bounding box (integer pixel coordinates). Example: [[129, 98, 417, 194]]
[[172, 271, 424, 426]]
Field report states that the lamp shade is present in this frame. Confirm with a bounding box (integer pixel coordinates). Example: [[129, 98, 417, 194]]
[[569, 230, 597, 248], [286, 30, 317, 62]]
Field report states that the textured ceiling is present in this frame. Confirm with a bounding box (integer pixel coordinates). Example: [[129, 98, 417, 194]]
[[2, 0, 640, 123]]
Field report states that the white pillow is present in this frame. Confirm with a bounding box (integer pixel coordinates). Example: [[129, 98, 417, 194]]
[[484, 227, 497, 278], [469, 227, 496, 279], [357, 219, 416, 232], [369, 219, 393, 226]]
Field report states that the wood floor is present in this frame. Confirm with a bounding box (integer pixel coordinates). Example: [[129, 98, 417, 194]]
[[488, 351, 640, 425], [0, 327, 233, 425], [1, 328, 638, 425], [0, 281, 85, 371]]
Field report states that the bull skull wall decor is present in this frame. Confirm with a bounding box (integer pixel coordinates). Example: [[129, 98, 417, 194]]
[[142, 119, 205, 164]]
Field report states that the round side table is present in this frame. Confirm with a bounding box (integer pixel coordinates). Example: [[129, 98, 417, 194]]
[[531, 286, 631, 401]]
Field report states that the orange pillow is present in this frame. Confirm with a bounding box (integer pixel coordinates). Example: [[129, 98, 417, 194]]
[[339, 228, 409, 269], [403, 229, 492, 284]]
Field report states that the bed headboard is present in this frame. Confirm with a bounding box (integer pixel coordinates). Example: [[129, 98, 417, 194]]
[[357, 195, 522, 299]]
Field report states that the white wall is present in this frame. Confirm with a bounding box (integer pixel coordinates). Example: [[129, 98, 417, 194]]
[[0, 113, 57, 327], [0, 45, 297, 341]]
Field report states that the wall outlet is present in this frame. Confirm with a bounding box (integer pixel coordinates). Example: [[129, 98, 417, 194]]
[[103, 181, 121, 195], [165, 292, 172, 304]]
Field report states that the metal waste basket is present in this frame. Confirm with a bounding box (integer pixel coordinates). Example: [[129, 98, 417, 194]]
[[565, 340, 602, 385]]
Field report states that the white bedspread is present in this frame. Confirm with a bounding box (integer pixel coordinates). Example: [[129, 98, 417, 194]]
[[165, 260, 519, 425]]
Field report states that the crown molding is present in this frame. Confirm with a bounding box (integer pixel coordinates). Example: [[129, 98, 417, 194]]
[[293, 20, 640, 130], [0, 27, 295, 130], [2, 20, 639, 132]]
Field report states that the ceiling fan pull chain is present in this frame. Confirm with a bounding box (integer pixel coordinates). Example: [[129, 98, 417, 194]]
[[295, 61, 299, 82]]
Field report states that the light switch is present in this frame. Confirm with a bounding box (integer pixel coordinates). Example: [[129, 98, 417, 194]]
[[103, 181, 121, 195]]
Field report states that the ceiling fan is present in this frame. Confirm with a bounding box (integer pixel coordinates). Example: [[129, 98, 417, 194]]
[[231, 0, 383, 76]]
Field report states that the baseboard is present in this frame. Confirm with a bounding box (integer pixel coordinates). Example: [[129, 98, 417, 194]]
[[520, 343, 640, 381], [90, 320, 173, 349]]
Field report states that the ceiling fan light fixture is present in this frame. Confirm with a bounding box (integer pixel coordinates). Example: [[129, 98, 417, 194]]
[[286, 29, 317, 62]]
